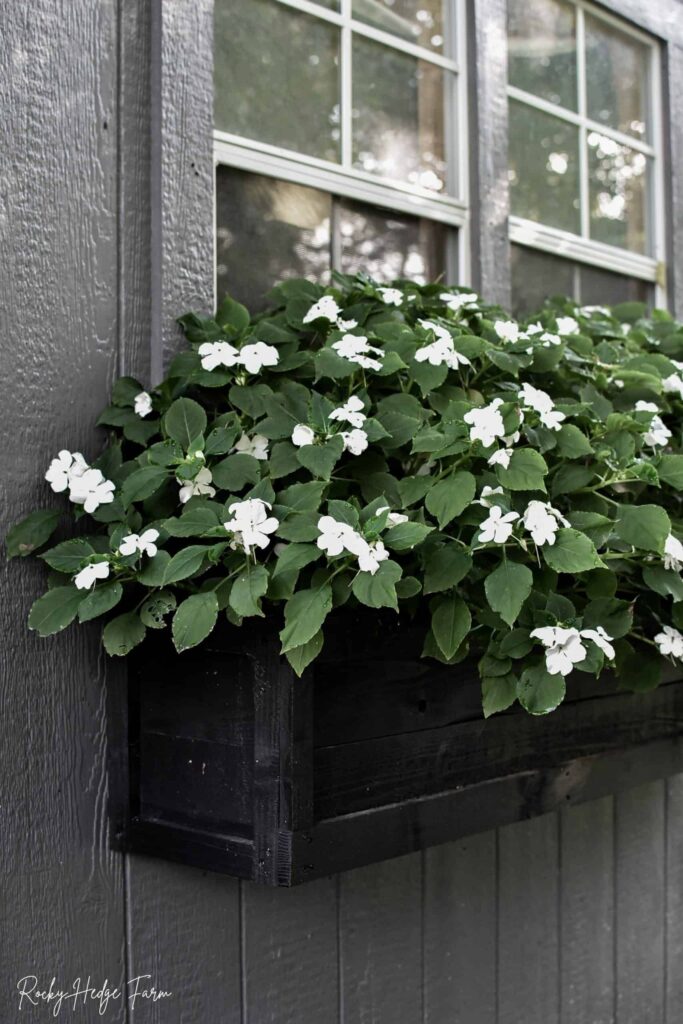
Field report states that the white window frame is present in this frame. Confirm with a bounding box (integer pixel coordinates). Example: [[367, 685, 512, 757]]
[[507, 0, 667, 306], [213, 0, 470, 289]]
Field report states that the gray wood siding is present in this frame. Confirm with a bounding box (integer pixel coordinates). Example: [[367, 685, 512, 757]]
[[3, 1, 683, 1022]]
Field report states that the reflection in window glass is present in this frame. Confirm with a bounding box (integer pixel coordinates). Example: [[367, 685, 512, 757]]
[[216, 167, 331, 312], [214, 0, 341, 162], [352, 36, 449, 193], [585, 13, 649, 140], [587, 132, 648, 253], [352, 0, 448, 55], [338, 199, 448, 282], [509, 101, 580, 234], [508, 0, 577, 110]]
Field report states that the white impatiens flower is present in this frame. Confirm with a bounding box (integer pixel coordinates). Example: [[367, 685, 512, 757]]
[[291, 424, 316, 447], [416, 320, 471, 370], [118, 529, 160, 558], [477, 506, 519, 544], [531, 626, 587, 676], [223, 498, 278, 554], [234, 432, 269, 461], [494, 320, 519, 344], [488, 448, 512, 469], [303, 295, 342, 325], [45, 450, 88, 493], [341, 428, 369, 456], [655, 625, 683, 659], [337, 317, 359, 331], [518, 382, 566, 431], [643, 414, 671, 447], [134, 391, 153, 418], [635, 400, 659, 414], [663, 374, 683, 399], [69, 468, 116, 514], [332, 334, 384, 371], [316, 516, 355, 557], [238, 341, 279, 375], [198, 341, 240, 371], [329, 395, 366, 429], [356, 539, 389, 575], [74, 561, 110, 591], [522, 500, 569, 546], [540, 331, 561, 348], [376, 506, 409, 526], [664, 534, 683, 572], [377, 287, 403, 306], [464, 398, 506, 448], [475, 485, 504, 508], [556, 316, 579, 336], [580, 626, 615, 661], [439, 291, 478, 312], [178, 466, 216, 504]]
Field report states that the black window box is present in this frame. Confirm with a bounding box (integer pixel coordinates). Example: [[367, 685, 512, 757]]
[[110, 612, 683, 885]]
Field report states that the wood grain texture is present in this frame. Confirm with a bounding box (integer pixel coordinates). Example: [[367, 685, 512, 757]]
[[338, 854, 422, 1024], [615, 781, 666, 1024], [665, 775, 683, 1023], [560, 798, 615, 1024], [497, 814, 560, 1024], [664, 44, 683, 315], [423, 834, 497, 1024], [0, 0, 126, 1019]]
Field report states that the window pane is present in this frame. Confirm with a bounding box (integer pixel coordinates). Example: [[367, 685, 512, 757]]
[[214, 0, 340, 162], [508, 0, 577, 110], [352, 36, 449, 193], [509, 101, 580, 234], [216, 167, 331, 312], [580, 264, 652, 307], [352, 0, 448, 55], [585, 14, 649, 140], [587, 132, 648, 253], [511, 245, 576, 317], [338, 199, 448, 282]]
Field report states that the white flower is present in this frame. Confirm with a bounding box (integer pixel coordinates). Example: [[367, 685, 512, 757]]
[[316, 515, 355, 557], [332, 334, 384, 371], [580, 305, 610, 317], [291, 424, 316, 447], [303, 296, 342, 324], [234, 432, 269, 461], [663, 374, 683, 399], [556, 316, 579, 336], [119, 528, 160, 558], [531, 626, 587, 676], [377, 287, 403, 306], [522, 500, 569, 546], [478, 506, 519, 544], [525, 323, 543, 336], [655, 625, 683, 659], [476, 485, 504, 508], [494, 320, 519, 343], [440, 291, 478, 312], [643, 414, 671, 447], [580, 626, 615, 661], [356, 539, 389, 575], [198, 341, 240, 371], [464, 398, 506, 448], [635, 400, 659, 413], [238, 341, 279, 374], [664, 534, 683, 572], [518, 382, 565, 431], [337, 317, 358, 331], [377, 506, 409, 526], [134, 391, 153, 418], [178, 466, 216, 504], [415, 321, 471, 370], [45, 450, 88, 493], [540, 332, 561, 347], [223, 498, 278, 554], [488, 449, 512, 469], [341, 428, 369, 456], [68, 468, 116, 514], [74, 561, 110, 590], [329, 395, 366, 429]]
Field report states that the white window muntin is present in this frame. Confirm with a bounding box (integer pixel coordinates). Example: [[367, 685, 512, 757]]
[[508, 0, 666, 302]]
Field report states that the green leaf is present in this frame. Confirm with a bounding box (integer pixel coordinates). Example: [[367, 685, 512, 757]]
[[555, 424, 593, 459], [164, 397, 207, 450], [212, 453, 261, 491], [615, 641, 662, 692], [103, 612, 146, 656], [495, 449, 548, 492], [376, 393, 424, 448], [398, 476, 433, 507], [111, 375, 143, 406], [482, 673, 518, 718], [296, 436, 344, 481], [204, 424, 239, 456], [616, 504, 670, 554], [384, 521, 433, 551], [658, 454, 683, 490], [163, 545, 211, 584], [121, 465, 169, 506], [499, 629, 534, 658], [285, 630, 324, 677], [140, 589, 177, 629], [6, 509, 61, 558], [425, 472, 476, 528], [396, 576, 422, 598], [542, 529, 605, 573], [423, 547, 472, 595], [163, 505, 222, 537], [229, 566, 269, 618], [216, 295, 250, 333], [517, 663, 565, 715], [171, 592, 219, 652], [280, 584, 333, 652], [78, 582, 123, 622], [351, 559, 403, 610], [431, 595, 471, 660], [272, 543, 321, 578], [40, 538, 95, 572], [642, 567, 683, 602], [484, 560, 533, 626], [278, 481, 326, 512], [28, 586, 84, 636], [137, 550, 171, 586]]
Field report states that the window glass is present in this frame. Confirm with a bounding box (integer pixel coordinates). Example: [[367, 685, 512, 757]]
[[509, 101, 580, 234], [352, 0, 448, 55], [214, 0, 341, 162], [587, 132, 648, 252], [338, 199, 448, 281], [585, 13, 649, 140], [508, 0, 577, 110]]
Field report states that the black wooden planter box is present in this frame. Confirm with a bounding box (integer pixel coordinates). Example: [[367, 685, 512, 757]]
[[112, 612, 683, 885]]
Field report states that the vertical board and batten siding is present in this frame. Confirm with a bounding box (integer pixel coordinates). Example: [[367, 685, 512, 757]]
[[3, 1, 683, 1022]]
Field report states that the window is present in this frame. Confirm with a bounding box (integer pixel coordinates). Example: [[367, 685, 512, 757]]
[[214, 0, 468, 309], [507, 0, 665, 308]]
